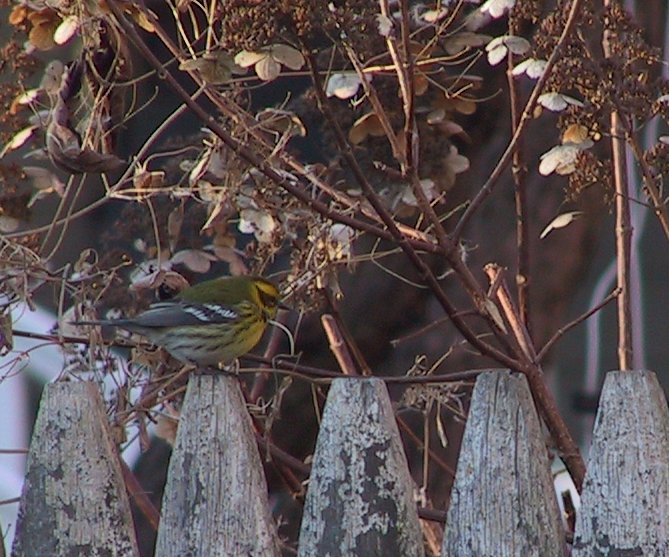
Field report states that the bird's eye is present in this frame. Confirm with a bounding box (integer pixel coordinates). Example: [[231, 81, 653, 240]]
[[257, 288, 278, 308]]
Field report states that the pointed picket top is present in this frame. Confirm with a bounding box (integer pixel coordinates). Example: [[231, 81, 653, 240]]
[[573, 370, 669, 554], [298, 377, 424, 557], [12, 381, 139, 557], [155, 373, 279, 557], [443, 369, 565, 556]]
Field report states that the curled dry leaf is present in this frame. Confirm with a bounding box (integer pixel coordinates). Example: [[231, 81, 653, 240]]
[[540, 211, 584, 239], [132, 163, 165, 198], [256, 108, 306, 137], [10, 88, 40, 115], [46, 66, 125, 174], [0, 126, 38, 157], [348, 112, 386, 144], [26, 8, 61, 50]]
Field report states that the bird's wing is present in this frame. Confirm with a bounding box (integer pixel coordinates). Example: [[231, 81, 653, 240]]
[[130, 301, 241, 328]]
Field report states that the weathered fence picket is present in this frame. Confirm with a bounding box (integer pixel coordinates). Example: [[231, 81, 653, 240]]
[[298, 377, 424, 556], [442, 370, 566, 556], [11, 368, 669, 556], [155, 374, 279, 557], [12, 382, 139, 557], [572, 370, 669, 554]]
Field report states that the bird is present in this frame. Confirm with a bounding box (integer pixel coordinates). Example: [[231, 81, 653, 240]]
[[73, 275, 281, 367]]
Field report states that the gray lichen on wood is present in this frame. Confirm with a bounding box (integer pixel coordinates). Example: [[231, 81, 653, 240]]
[[572, 370, 669, 555], [12, 381, 139, 557], [298, 378, 424, 557], [442, 370, 565, 557], [155, 374, 279, 557]]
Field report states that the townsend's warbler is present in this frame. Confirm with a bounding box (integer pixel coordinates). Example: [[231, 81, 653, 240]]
[[74, 275, 281, 367]]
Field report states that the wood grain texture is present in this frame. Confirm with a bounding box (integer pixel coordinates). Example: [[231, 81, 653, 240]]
[[572, 370, 669, 555], [298, 378, 424, 557], [155, 374, 279, 557], [12, 382, 139, 557], [442, 370, 565, 557]]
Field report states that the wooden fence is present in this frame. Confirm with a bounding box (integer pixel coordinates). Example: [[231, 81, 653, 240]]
[[9, 368, 669, 556]]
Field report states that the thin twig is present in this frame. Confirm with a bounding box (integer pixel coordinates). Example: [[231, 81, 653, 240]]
[[537, 288, 621, 361], [323, 289, 371, 375], [321, 315, 359, 376], [303, 50, 522, 369], [483, 264, 586, 491], [105, 0, 444, 258], [120, 458, 160, 531], [603, 0, 633, 370], [453, 0, 586, 241], [506, 23, 531, 333]]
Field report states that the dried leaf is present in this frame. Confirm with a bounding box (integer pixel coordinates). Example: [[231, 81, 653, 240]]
[[537, 92, 584, 112], [480, 0, 516, 18], [1, 125, 38, 157], [180, 51, 244, 84], [132, 163, 165, 196], [167, 205, 184, 252], [539, 141, 592, 176], [239, 208, 276, 243], [401, 179, 438, 207], [435, 409, 448, 448], [10, 88, 40, 114], [326, 72, 367, 99], [540, 211, 584, 239], [171, 249, 216, 273], [211, 245, 248, 276], [0, 313, 13, 355], [484, 298, 507, 333], [257, 108, 306, 137], [255, 56, 281, 81], [443, 32, 491, 55], [486, 35, 530, 66], [235, 44, 303, 82], [54, 15, 78, 45], [512, 58, 547, 79], [271, 44, 304, 70], [326, 223, 355, 260], [562, 124, 590, 145], [422, 8, 449, 23], [348, 112, 385, 144], [376, 14, 394, 36]]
